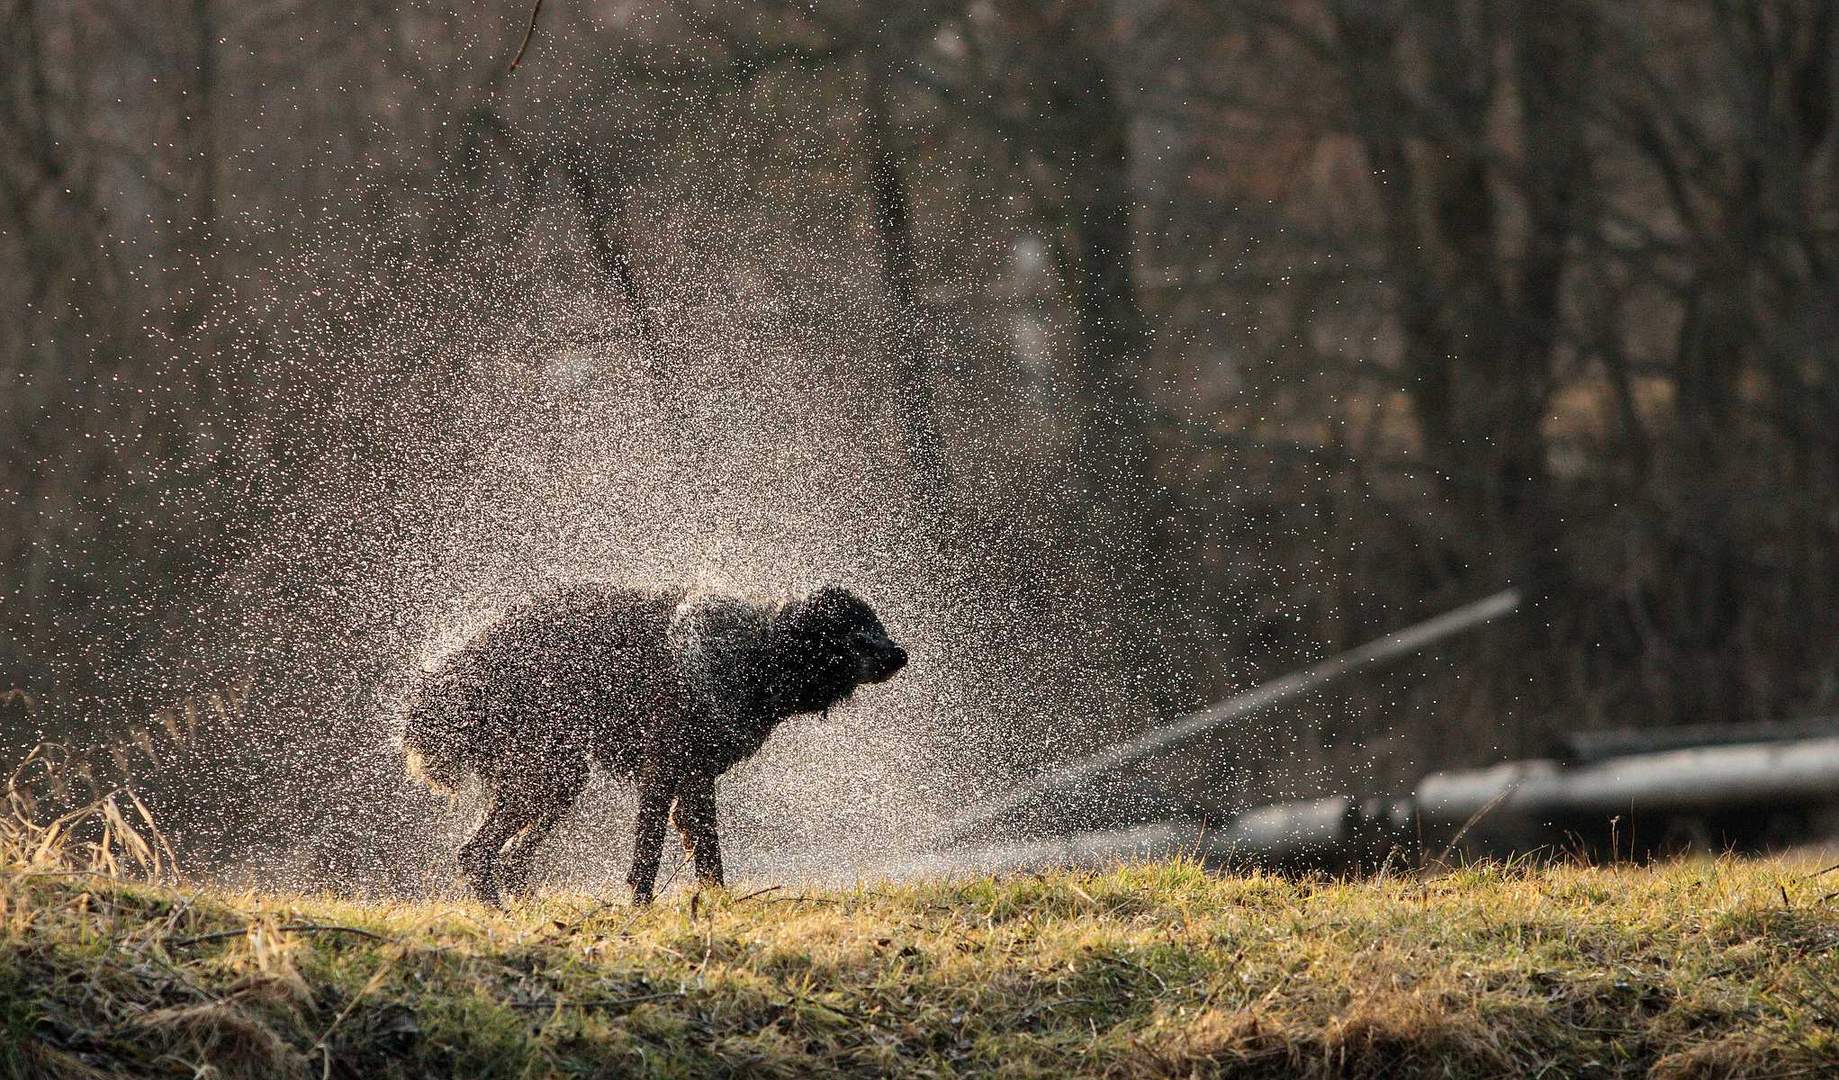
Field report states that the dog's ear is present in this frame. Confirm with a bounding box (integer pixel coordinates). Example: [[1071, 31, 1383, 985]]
[[805, 585, 856, 617], [775, 586, 855, 641]]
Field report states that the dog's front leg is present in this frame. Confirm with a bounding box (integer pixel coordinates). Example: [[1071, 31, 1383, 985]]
[[670, 775, 723, 887], [627, 772, 675, 906]]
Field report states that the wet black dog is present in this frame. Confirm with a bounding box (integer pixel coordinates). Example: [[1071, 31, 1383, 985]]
[[401, 584, 907, 906]]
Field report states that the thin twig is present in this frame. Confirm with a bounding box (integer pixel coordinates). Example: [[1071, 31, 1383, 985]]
[[1017, 996, 1094, 1023], [314, 949, 401, 1079], [1435, 781, 1520, 867], [694, 919, 716, 985], [170, 923, 394, 948], [509, 990, 686, 1010], [600, 853, 690, 938], [4, 868, 143, 885], [546, 887, 630, 938], [508, 0, 545, 73], [158, 889, 207, 935]]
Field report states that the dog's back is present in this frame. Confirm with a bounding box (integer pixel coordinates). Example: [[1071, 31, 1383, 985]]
[[401, 585, 684, 791]]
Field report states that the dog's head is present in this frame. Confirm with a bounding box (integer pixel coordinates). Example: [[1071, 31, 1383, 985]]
[[765, 585, 907, 716]]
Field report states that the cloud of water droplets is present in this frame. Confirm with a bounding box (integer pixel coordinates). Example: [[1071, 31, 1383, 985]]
[[132, 180, 1193, 900]]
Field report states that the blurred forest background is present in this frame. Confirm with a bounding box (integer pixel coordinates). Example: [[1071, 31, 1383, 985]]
[[4, 0, 1837, 810]]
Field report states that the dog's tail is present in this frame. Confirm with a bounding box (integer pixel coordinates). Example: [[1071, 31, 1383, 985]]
[[398, 675, 475, 795]]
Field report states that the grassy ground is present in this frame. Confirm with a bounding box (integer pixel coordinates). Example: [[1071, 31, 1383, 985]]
[[7, 837, 1839, 1080]]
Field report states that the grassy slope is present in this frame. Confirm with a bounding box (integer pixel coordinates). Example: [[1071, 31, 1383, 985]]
[[5, 857, 1839, 1079]]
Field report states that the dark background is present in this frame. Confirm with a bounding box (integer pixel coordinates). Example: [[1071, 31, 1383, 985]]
[[4, 0, 1836, 828]]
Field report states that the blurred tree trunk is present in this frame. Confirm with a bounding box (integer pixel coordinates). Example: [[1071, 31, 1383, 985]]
[[191, 0, 218, 242], [681, 0, 952, 496], [862, 53, 948, 503], [453, 103, 662, 383], [556, 150, 661, 369], [996, 0, 1162, 547], [1327, 0, 1590, 596], [1066, 57, 1159, 514], [176, 0, 221, 401], [1618, 0, 1839, 722]]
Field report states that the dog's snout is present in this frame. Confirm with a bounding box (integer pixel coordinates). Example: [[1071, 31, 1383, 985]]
[[859, 640, 907, 683]]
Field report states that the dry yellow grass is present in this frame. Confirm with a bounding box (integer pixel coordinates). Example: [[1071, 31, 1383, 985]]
[[4, 771, 1839, 1077]]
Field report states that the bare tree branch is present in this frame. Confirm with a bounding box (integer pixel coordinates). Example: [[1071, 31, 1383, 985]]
[[508, 0, 544, 73]]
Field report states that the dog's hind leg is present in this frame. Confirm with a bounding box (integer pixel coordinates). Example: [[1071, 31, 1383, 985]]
[[496, 758, 588, 898], [627, 771, 676, 906], [670, 775, 723, 887], [459, 789, 534, 908]]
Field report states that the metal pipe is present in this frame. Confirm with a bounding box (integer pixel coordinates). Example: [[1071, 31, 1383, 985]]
[[1417, 736, 1839, 825]]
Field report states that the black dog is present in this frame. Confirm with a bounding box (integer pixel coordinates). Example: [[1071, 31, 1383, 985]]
[[401, 584, 907, 906]]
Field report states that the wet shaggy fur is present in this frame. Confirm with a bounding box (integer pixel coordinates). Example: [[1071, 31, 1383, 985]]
[[401, 584, 908, 906]]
